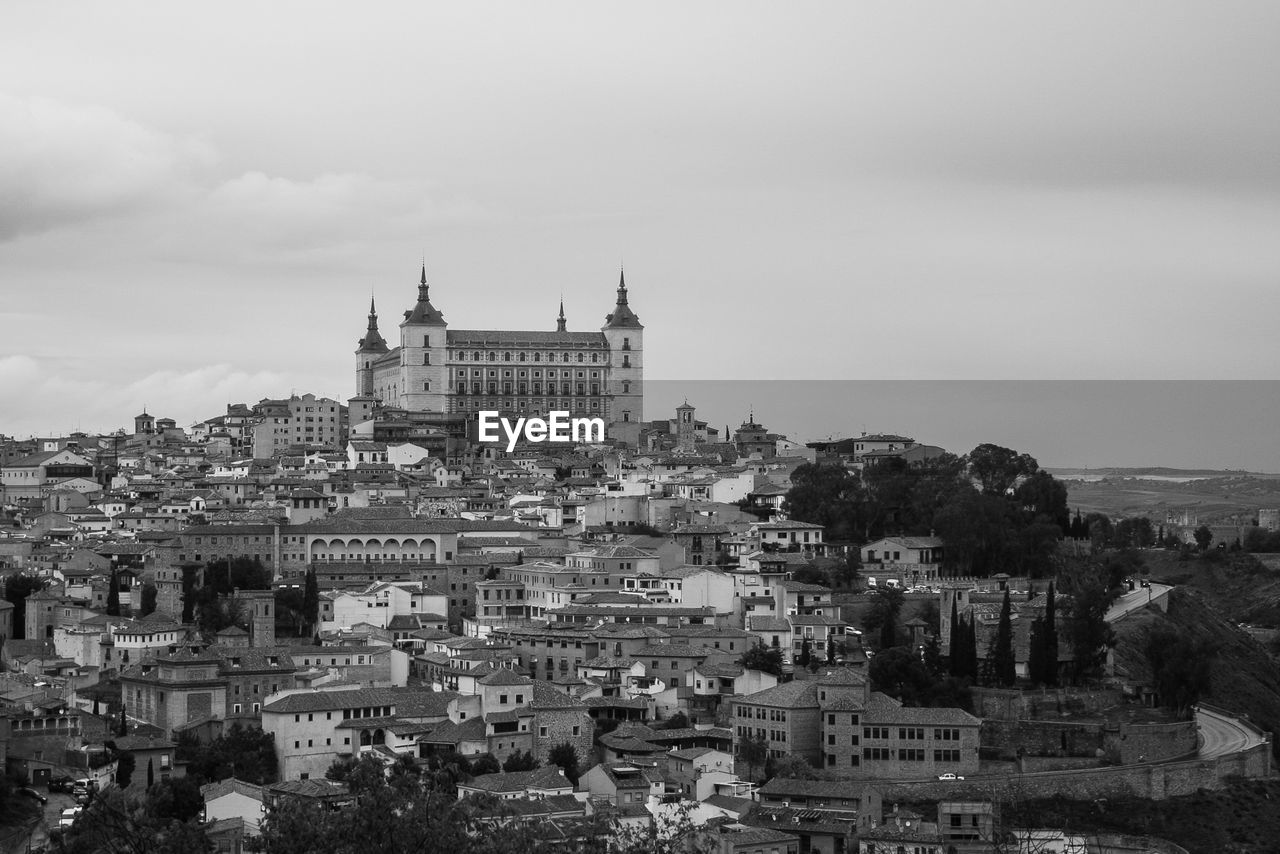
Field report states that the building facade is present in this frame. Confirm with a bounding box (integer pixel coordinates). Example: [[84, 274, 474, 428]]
[[356, 267, 644, 425]]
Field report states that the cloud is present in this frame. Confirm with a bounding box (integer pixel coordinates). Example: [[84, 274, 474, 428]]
[[0, 93, 215, 240], [0, 357, 289, 436]]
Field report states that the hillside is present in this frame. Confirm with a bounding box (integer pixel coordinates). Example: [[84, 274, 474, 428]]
[[1059, 474, 1280, 521], [1142, 550, 1280, 629], [1015, 779, 1280, 854], [1111, 586, 1280, 760]]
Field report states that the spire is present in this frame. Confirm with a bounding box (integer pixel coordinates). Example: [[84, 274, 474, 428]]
[[403, 263, 446, 326], [356, 293, 389, 353], [604, 266, 642, 329], [556, 296, 567, 332]]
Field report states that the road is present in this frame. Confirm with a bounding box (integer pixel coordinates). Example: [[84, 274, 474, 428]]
[[1196, 704, 1267, 759], [1104, 583, 1172, 623]]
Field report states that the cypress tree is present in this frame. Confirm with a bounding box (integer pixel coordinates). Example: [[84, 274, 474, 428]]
[[880, 607, 897, 651], [106, 571, 121, 617], [948, 597, 961, 677], [1044, 581, 1059, 686], [992, 590, 1016, 687], [1028, 617, 1045, 684], [303, 568, 320, 631], [799, 637, 812, 666], [964, 615, 979, 683]]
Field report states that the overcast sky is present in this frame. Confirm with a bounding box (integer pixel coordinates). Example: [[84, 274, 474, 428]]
[[2, 2, 1278, 467]]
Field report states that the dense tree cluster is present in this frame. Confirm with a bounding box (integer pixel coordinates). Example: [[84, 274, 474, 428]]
[[3, 572, 46, 640], [177, 724, 279, 786], [1026, 581, 1060, 686], [739, 642, 784, 677], [1143, 625, 1216, 717], [179, 558, 272, 635], [783, 444, 1070, 577]]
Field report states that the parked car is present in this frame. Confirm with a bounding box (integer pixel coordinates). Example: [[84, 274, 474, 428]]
[[58, 808, 81, 829], [47, 775, 75, 793], [937, 772, 965, 781], [18, 787, 48, 805]]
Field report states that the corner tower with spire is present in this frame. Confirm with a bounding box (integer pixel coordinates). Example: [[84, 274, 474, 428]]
[[397, 264, 449, 411], [601, 267, 644, 424], [354, 296, 390, 396]]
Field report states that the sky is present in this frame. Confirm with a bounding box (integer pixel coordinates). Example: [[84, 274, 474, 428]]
[[2, 2, 1279, 468]]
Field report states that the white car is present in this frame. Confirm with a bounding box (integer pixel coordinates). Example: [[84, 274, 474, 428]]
[[59, 807, 81, 829], [936, 772, 965, 781]]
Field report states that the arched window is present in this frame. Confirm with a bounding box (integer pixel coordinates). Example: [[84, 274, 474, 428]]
[[473, 351, 480, 361], [576, 353, 584, 362], [504, 353, 512, 362], [591, 353, 598, 362], [519, 353, 526, 362], [563, 353, 570, 361], [488, 352, 496, 362], [534, 353, 541, 362]]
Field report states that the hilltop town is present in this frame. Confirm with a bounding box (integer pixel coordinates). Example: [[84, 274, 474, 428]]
[[2, 388, 1277, 854], [0, 281, 1276, 854]]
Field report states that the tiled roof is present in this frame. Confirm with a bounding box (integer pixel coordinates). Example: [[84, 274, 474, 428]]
[[200, 778, 264, 803], [446, 329, 607, 346], [736, 680, 819, 709], [462, 766, 570, 794]]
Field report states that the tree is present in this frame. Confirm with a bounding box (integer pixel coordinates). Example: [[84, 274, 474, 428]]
[[547, 743, 580, 784], [799, 637, 812, 667], [302, 567, 320, 630], [502, 750, 538, 772], [783, 463, 868, 542], [54, 786, 215, 854], [990, 590, 1016, 687], [1143, 625, 1216, 717], [107, 571, 122, 617], [1057, 563, 1119, 684], [862, 587, 904, 650], [149, 776, 204, 823], [115, 750, 136, 788], [967, 444, 1039, 496], [740, 643, 784, 677], [1043, 581, 1059, 686], [140, 582, 158, 617], [1194, 524, 1214, 551], [1014, 471, 1070, 533], [147, 757, 155, 788], [766, 755, 823, 780], [3, 572, 46, 640], [662, 712, 690, 730], [470, 754, 501, 776], [948, 597, 963, 678], [180, 723, 278, 785], [737, 732, 769, 781]]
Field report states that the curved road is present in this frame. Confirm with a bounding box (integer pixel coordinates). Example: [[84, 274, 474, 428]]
[[1105, 583, 1172, 623], [1196, 704, 1267, 758]]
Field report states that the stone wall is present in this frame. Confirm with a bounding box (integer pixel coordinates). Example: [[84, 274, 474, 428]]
[[982, 719, 1106, 760], [878, 739, 1273, 802], [982, 717, 1196, 765], [1107, 720, 1198, 765], [971, 686, 1125, 721]]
